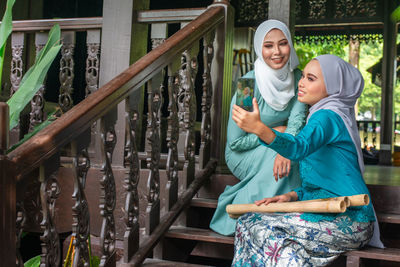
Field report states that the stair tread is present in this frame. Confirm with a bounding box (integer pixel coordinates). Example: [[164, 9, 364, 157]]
[[165, 226, 234, 245], [142, 258, 214, 267], [191, 198, 217, 208], [376, 212, 400, 224], [345, 247, 400, 262]]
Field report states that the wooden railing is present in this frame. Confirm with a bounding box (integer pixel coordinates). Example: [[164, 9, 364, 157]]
[[4, 17, 102, 146], [0, 1, 232, 266], [357, 120, 400, 150]]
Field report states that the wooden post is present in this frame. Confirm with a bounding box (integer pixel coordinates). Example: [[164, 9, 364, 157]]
[[379, 0, 397, 165], [128, 0, 150, 150], [268, 0, 296, 38], [0, 102, 16, 267], [209, 0, 234, 169], [97, 0, 143, 166]]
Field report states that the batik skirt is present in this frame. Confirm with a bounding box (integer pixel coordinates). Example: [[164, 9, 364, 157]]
[[232, 212, 373, 267]]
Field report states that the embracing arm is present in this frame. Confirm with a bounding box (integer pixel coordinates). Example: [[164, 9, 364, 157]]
[[285, 98, 308, 136]]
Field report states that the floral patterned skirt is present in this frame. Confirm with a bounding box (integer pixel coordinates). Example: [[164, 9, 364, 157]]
[[232, 212, 373, 267]]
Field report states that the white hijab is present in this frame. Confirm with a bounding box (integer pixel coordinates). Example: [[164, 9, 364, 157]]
[[310, 54, 384, 248], [253, 19, 299, 111]]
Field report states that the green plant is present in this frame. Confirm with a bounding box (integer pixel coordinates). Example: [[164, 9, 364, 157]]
[[7, 23, 62, 129], [23, 255, 40, 267], [1, 0, 62, 130], [0, 0, 15, 90]]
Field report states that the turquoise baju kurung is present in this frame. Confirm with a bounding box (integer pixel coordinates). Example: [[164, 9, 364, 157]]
[[232, 110, 375, 267], [263, 109, 375, 222], [209, 69, 307, 236]]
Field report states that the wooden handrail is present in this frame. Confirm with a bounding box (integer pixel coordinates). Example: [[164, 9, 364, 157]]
[[137, 8, 206, 23], [8, 5, 225, 181], [4, 17, 103, 32]]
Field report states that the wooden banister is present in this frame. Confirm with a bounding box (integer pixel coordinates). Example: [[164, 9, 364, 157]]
[[4, 17, 103, 32], [8, 5, 224, 180]]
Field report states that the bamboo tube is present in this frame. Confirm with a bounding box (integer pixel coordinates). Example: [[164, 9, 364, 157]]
[[347, 194, 369, 206], [300, 196, 351, 207], [226, 199, 346, 219], [301, 194, 369, 207]]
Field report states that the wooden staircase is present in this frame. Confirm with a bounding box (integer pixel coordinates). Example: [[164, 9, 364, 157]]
[[146, 174, 237, 266], [148, 170, 400, 267]]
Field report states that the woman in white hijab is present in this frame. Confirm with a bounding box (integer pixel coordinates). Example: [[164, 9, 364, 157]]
[[231, 54, 382, 266], [210, 19, 307, 236]]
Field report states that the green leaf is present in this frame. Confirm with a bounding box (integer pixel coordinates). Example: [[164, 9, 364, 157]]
[[0, 0, 16, 91], [91, 256, 100, 267], [391, 5, 400, 23], [7, 113, 57, 152], [7, 24, 62, 130], [24, 255, 41, 267]]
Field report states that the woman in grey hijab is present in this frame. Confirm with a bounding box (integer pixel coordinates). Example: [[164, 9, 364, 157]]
[[231, 54, 381, 266]]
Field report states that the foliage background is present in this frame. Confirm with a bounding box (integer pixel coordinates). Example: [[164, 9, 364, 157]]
[[294, 38, 400, 122]]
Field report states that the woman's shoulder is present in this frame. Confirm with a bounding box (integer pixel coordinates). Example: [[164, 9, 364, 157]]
[[309, 109, 345, 128], [241, 70, 255, 79]]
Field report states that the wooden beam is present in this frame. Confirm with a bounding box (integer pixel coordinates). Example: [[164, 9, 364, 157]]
[[268, 0, 296, 38], [137, 8, 206, 23], [379, 0, 398, 165], [209, 1, 234, 168], [97, 0, 137, 166], [0, 103, 15, 267]]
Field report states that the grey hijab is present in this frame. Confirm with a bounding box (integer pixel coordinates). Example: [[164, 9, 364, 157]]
[[309, 54, 384, 248], [308, 54, 364, 173]]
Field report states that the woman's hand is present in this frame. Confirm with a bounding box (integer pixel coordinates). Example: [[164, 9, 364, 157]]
[[232, 98, 263, 135], [255, 194, 291, 206], [273, 154, 291, 181], [232, 98, 276, 144], [254, 191, 298, 206]]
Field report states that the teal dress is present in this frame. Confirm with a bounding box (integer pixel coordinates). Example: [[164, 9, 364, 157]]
[[232, 110, 375, 267], [263, 109, 375, 222], [209, 69, 307, 236]]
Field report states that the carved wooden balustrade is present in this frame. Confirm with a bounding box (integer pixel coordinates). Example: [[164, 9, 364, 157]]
[[357, 120, 381, 149], [4, 18, 103, 146], [0, 1, 231, 266]]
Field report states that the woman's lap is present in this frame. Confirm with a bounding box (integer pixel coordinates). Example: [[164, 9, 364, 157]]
[[233, 212, 373, 267]]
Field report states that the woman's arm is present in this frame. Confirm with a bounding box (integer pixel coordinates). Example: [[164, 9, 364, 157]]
[[233, 101, 341, 162], [232, 98, 276, 144], [273, 98, 308, 181], [285, 98, 308, 136]]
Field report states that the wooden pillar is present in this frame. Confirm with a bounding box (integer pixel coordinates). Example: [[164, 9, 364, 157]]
[[349, 36, 360, 118], [209, 0, 234, 170], [268, 0, 296, 38], [379, 0, 398, 165], [128, 0, 150, 148], [96, 0, 149, 166], [0, 103, 15, 267]]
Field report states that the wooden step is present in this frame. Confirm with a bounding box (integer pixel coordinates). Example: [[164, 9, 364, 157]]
[[164, 226, 234, 261], [191, 198, 217, 209], [345, 247, 400, 262], [165, 226, 234, 245], [142, 258, 214, 266], [376, 212, 400, 224]]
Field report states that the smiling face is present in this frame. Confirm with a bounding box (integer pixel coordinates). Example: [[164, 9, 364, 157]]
[[261, 29, 290, 69], [297, 59, 328, 106]]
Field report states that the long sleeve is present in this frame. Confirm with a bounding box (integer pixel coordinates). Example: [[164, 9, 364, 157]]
[[260, 110, 342, 161], [284, 98, 307, 136]]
